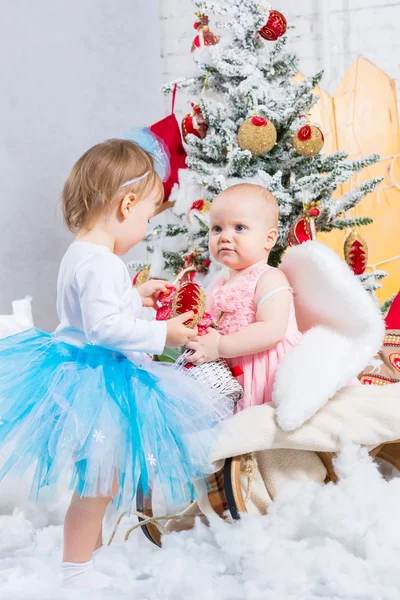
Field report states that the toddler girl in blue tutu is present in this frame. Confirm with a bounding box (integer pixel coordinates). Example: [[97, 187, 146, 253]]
[[0, 135, 231, 589]]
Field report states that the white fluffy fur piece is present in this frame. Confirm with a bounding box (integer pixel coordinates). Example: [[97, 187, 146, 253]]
[[273, 242, 385, 432]]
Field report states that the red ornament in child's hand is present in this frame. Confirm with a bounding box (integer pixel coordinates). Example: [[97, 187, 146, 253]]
[[198, 312, 214, 329], [156, 305, 173, 321], [158, 286, 176, 306], [172, 282, 206, 328]]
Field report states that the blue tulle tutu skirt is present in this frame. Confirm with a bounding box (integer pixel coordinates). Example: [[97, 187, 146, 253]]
[[0, 329, 231, 506]]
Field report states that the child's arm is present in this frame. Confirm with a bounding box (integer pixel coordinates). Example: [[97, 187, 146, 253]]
[[187, 269, 292, 364], [76, 253, 196, 354]]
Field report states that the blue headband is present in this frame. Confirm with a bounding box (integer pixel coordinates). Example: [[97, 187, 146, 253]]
[[122, 127, 171, 186]]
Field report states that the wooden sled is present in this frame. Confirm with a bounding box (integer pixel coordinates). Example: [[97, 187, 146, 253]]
[[135, 441, 400, 548]]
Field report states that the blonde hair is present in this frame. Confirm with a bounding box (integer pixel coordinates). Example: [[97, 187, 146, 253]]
[[62, 138, 163, 232]]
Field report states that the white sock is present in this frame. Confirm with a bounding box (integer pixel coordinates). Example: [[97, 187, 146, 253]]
[[61, 560, 111, 589]]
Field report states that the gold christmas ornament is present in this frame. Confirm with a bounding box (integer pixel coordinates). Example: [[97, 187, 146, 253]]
[[292, 124, 324, 157], [238, 116, 277, 156], [133, 266, 150, 287], [344, 229, 368, 275]]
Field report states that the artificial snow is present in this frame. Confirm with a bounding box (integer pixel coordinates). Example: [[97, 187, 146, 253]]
[[1, 300, 398, 599], [1, 444, 400, 600]]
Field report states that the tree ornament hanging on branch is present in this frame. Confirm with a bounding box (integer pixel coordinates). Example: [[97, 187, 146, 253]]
[[344, 229, 368, 275], [292, 123, 325, 157], [191, 14, 218, 52], [238, 116, 277, 156], [182, 104, 208, 142], [187, 198, 211, 223], [288, 193, 321, 246], [259, 10, 287, 41], [183, 248, 211, 274]]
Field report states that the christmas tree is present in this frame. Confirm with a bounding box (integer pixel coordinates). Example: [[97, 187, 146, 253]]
[[135, 0, 385, 295]]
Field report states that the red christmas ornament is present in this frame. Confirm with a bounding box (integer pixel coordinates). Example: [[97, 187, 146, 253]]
[[187, 198, 211, 224], [158, 286, 176, 306], [191, 14, 218, 52], [191, 199, 205, 211], [156, 305, 173, 321], [172, 282, 206, 328], [344, 230, 368, 276], [182, 104, 208, 142], [259, 10, 287, 41], [288, 216, 313, 246], [150, 85, 187, 203]]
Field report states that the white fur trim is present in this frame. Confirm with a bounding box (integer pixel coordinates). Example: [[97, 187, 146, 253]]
[[273, 241, 384, 432]]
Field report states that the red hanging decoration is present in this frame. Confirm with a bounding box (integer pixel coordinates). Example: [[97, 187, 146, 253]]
[[182, 104, 208, 142], [187, 198, 211, 223], [259, 10, 287, 41], [150, 85, 187, 203], [191, 14, 218, 52], [344, 230, 368, 275], [287, 217, 313, 246]]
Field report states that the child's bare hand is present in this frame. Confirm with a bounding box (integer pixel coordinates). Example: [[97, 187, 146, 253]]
[[186, 328, 221, 364], [136, 280, 171, 309], [166, 313, 198, 348]]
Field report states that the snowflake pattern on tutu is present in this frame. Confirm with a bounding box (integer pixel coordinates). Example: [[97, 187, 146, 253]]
[[0, 329, 232, 506]]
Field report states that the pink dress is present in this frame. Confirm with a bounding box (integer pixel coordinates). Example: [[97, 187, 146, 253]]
[[207, 262, 303, 412]]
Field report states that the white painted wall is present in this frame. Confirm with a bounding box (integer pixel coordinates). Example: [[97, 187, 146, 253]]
[[0, 0, 162, 329], [159, 0, 400, 118]]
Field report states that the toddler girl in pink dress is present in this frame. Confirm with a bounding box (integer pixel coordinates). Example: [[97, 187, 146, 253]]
[[187, 183, 303, 412]]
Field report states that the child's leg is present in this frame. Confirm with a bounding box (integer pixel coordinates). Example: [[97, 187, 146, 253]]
[[62, 494, 112, 589], [63, 494, 110, 563]]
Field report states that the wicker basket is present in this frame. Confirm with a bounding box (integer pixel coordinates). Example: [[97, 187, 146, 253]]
[[175, 350, 243, 408]]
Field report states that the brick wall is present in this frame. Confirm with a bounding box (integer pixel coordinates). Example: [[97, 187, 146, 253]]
[[158, 0, 400, 119]]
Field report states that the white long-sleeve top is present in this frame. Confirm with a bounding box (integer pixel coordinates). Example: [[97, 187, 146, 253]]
[[53, 241, 167, 362]]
